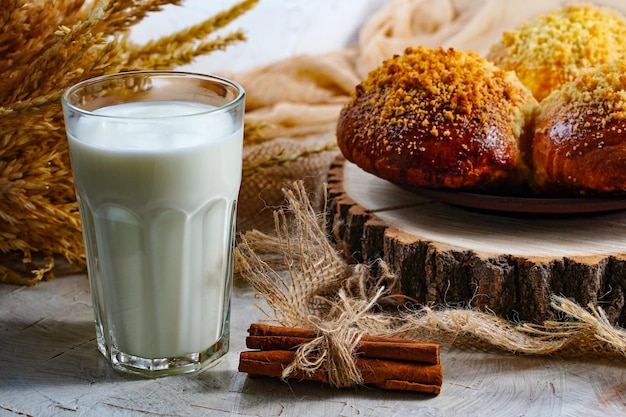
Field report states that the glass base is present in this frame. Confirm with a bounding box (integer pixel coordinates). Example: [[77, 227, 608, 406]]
[[97, 333, 229, 377]]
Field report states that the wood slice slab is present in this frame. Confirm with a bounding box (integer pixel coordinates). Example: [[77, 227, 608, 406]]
[[326, 156, 626, 325]]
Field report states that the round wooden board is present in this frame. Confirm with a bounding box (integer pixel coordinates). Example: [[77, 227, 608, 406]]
[[326, 156, 626, 325]]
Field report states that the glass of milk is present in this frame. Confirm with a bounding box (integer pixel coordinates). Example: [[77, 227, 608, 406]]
[[62, 71, 245, 377]]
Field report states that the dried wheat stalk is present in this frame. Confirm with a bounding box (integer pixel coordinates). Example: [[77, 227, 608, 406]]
[[0, 0, 257, 285]]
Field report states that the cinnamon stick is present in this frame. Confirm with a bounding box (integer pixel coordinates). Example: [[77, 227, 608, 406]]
[[239, 350, 443, 394], [246, 324, 440, 364], [249, 323, 411, 343], [239, 324, 443, 394]]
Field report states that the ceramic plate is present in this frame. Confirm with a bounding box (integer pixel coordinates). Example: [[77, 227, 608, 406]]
[[399, 186, 626, 214]]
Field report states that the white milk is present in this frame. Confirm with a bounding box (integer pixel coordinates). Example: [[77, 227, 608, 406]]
[[68, 101, 242, 359]]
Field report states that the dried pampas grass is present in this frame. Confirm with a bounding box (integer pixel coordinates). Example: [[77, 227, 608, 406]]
[[0, 0, 257, 285]]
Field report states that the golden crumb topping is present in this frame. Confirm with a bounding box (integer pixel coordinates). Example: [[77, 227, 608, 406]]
[[539, 59, 626, 139], [350, 46, 534, 147], [556, 60, 626, 113], [488, 3, 626, 101]]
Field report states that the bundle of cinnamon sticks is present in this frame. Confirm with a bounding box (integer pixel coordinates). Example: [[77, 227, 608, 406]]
[[238, 324, 443, 394]]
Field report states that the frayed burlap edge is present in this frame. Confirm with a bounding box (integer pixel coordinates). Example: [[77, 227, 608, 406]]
[[234, 181, 626, 386]]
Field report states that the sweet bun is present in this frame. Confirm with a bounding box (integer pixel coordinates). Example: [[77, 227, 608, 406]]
[[487, 3, 626, 101], [336, 46, 538, 192], [532, 60, 626, 195]]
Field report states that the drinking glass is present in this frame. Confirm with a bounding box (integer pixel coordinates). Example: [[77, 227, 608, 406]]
[[62, 71, 245, 376]]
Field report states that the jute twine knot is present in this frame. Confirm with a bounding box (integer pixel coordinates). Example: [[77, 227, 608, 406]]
[[281, 287, 388, 388]]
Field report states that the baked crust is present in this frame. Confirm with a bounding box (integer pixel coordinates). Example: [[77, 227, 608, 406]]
[[336, 46, 538, 192], [533, 60, 626, 195]]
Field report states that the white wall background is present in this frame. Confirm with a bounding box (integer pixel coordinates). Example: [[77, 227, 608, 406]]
[[130, 0, 388, 75]]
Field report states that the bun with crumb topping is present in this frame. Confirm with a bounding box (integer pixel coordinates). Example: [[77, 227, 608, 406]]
[[487, 3, 626, 102], [336, 46, 538, 192], [532, 60, 626, 195]]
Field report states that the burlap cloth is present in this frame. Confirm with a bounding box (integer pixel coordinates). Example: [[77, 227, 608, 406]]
[[232, 0, 626, 377], [236, 183, 626, 383]]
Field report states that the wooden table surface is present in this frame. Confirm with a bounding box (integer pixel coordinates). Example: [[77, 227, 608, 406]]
[[1, 273, 625, 417]]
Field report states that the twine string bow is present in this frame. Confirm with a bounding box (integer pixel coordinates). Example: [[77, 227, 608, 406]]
[[281, 287, 388, 388]]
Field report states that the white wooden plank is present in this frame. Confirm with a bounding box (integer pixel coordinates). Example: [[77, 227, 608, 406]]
[[0, 274, 624, 416]]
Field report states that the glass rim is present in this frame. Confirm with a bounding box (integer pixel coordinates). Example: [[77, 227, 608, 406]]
[[61, 70, 245, 120]]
